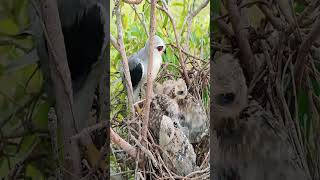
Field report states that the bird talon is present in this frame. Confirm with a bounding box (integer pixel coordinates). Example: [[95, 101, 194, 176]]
[[134, 100, 144, 115]]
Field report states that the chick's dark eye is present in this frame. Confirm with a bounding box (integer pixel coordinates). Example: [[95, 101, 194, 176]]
[[215, 92, 235, 106], [157, 46, 164, 52], [177, 91, 184, 95]]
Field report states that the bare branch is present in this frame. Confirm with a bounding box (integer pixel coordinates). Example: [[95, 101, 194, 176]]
[[7, 139, 39, 179], [226, 0, 256, 82], [276, 0, 294, 24], [188, 0, 209, 20], [110, 34, 121, 52], [257, 3, 284, 31], [142, 0, 156, 142], [157, 4, 191, 87], [169, 44, 205, 61], [131, 5, 149, 35], [110, 128, 137, 158], [38, 0, 81, 178], [285, 0, 320, 35], [124, 0, 143, 5], [71, 121, 108, 140], [180, 0, 209, 45], [114, 0, 135, 115]]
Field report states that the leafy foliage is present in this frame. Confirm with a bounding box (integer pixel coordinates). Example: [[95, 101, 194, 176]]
[[0, 0, 49, 178]]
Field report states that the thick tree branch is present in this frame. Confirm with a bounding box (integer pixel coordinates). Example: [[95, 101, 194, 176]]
[[38, 0, 81, 178], [142, 0, 156, 143], [226, 0, 256, 82], [110, 128, 137, 158], [257, 3, 284, 31]]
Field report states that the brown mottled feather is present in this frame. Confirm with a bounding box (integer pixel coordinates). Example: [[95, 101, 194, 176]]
[[148, 94, 196, 176]]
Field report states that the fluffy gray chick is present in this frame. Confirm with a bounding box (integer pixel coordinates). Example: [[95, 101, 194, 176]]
[[155, 78, 209, 144]]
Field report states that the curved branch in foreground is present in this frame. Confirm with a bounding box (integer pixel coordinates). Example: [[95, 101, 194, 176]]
[[186, 0, 209, 50], [180, 0, 209, 41], [110, 34, 121, 52], [110, 128, 137, 158], [189, 0, 209, 19]]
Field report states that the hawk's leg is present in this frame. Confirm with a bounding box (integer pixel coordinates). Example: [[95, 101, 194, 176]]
[[134, 100, 145, 115]]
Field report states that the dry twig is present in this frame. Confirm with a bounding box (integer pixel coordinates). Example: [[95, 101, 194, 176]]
[[156, 3, 191, 87], [124, 0, 143, 5], [110, 128, 137, 158], [142, 0, 156, 141], [114, 0, 135, 115]]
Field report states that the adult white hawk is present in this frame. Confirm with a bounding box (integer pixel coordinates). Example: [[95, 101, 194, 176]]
[[126, 35, 166, 102]]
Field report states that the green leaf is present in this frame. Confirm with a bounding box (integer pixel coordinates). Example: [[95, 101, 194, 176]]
[[20, 135, 37, 153], [130, 25, 141, 37], [25, 165, 44, 180], [211, 0, 221, 35], [121, 14, 128, 29], [163, 15, 169, 29], [14, 0, 29, 27], [33, 101, 50, 129], [311, 79, 320, 96], [4, 50, 39, 74], [171, 2, 184, 7], [295, 3, 305, 13], [190, 32, 197, 46], [143, 3, 150, 19], [0, 158, 9, 179], [0, 18, 20, 35], [14, 84, 25, 100]]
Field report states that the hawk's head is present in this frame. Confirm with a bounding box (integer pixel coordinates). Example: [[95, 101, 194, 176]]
[[145, 35, 166, 55]]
